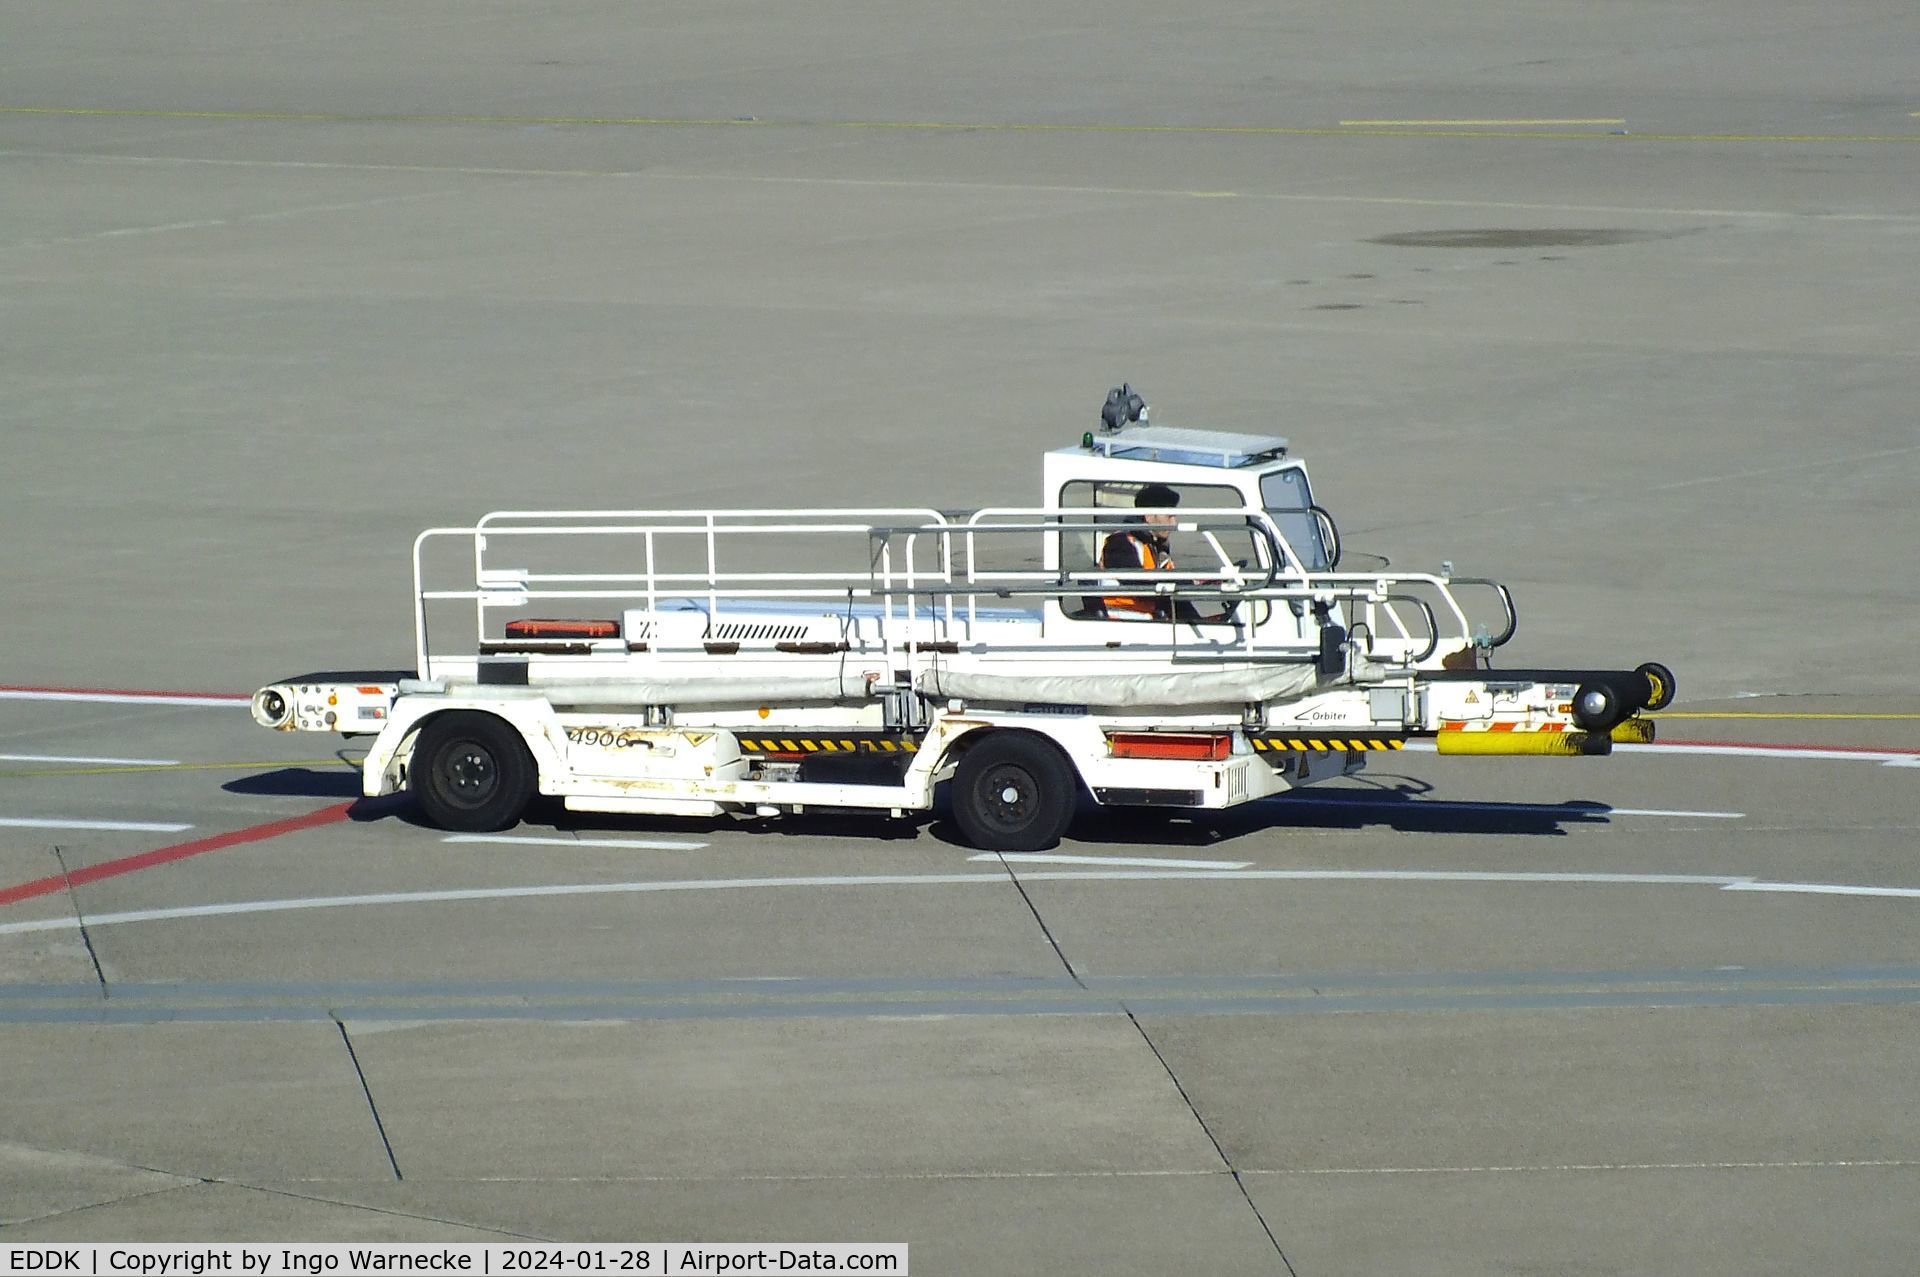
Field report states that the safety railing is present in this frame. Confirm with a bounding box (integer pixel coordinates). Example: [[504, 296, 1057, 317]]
[[408, 507, 1515, 680]]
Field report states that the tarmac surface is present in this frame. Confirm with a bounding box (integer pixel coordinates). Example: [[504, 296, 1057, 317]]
[[3, 3, 1918, 1272]]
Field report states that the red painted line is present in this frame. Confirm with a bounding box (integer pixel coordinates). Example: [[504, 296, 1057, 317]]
[[0, 801, 355, 909], [0, 683, 247, 701]]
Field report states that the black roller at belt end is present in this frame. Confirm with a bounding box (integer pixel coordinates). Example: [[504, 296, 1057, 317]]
[[1636, 661, 1677, 711]]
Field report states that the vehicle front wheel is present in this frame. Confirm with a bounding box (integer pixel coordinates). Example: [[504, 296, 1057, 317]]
[[410, 712, 537, 832], [951, 732, 1078, 852]]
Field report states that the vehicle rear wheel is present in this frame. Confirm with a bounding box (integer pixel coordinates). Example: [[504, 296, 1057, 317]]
[[411, 712, 537, 832], [951, 732, 1077, 852]]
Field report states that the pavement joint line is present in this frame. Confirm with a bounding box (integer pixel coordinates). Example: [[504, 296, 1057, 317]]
[[331, 1013, 404, 1182], [1122, 1004, 1298, 1274], [13, 868, 1920, 937], [49, 845, 108, 999], [3, 104, 1917, 144], [223, 1181, 544, 1240], [0, 1181, 207, 1231], [994, 852, 1084, 985], [993, 828, 1280, 1258]]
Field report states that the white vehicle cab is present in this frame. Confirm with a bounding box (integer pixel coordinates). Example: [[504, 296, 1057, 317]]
[[252, 386, 1674, 851]]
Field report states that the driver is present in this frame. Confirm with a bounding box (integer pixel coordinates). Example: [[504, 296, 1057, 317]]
[[1099, 485, 1181, 620]]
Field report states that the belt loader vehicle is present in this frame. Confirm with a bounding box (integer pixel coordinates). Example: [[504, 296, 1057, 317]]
[[252, 387, 1674, 851]]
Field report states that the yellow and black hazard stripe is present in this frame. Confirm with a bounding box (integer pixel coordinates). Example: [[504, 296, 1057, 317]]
[[736, 732, 925, 756], [1249, 734, 1406, 753]]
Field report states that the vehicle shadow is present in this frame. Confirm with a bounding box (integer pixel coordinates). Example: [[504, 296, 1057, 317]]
[[222, 766, 361, 800], [539, 802, 936, 843], [220, 771, 1611, 844], [1059, 785, 1612, 848]]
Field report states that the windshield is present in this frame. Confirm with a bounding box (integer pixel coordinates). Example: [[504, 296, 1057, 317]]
[[1259, 466, 1329, 572]]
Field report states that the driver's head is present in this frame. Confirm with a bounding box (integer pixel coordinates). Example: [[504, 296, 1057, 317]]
[[1135, 484, 1179, 527]]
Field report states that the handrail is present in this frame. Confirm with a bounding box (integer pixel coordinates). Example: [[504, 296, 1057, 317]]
[[411, 506, 1512, 679], [1443, 575, 1518, 647]]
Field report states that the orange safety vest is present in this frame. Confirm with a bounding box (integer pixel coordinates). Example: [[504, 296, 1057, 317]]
[[1101, 532, 1173, 618]]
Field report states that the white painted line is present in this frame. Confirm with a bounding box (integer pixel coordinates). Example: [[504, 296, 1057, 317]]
[[1281, 794, 1744, 820], [1622, 742, 1920, 766], [973, 853, 1254, 869], [0, 868, 1834, 937], [0, 753, 180, 767], [1087, 870, 1752, 886], [0, 816, 192, 833], [1338, 118, 1627, 127], [1271, 1158, 1920, 1176], [0, 690, 248, 707], [1408, 738, 1920, 767], [0, 873, 1011, 935], [444, 834, 709, 850], [1591, 807, 1745, 819], [1722, 882, 1920, 900], [15, 151, 1920, 226]]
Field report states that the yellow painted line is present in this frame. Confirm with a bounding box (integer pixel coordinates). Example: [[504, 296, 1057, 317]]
[[1656, 712, 1920, 721], [3, 105, 1916, 144], [1339, 118, 1626, 127], [0, 760, 354, 778]]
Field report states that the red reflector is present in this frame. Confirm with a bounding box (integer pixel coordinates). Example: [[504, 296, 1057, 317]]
[[505, 618, 621, 638], [1107, 733, 1232, 761]]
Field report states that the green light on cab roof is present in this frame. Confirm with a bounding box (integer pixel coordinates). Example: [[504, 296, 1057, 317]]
[[1081, 431, 1094, 448]]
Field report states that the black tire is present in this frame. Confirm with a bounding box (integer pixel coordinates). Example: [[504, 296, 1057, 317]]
[[1636, 661, 1677, 711], [951, 732, 1078, 852], [1570, 682, 1621, 732], [410, 711, 537, 832]]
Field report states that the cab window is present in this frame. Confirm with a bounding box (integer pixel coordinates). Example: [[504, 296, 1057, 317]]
[[1056, 479, 1265, 621], [1259, 467, 1328, 572]]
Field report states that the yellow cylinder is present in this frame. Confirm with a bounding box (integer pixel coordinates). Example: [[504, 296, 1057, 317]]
[[1435, 730, 1594, 757], [1610, 717, 1655, 744]]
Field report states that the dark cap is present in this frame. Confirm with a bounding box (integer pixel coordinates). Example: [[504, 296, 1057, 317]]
[[1135, 483, 1179, 508]]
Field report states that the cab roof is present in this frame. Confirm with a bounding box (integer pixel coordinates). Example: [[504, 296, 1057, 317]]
[[1071, 424, 1290, 469]]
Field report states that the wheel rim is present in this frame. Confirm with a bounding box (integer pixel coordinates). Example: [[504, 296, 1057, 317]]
[[977, 762, 1039, 833], [437, 740, 499, 807]]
